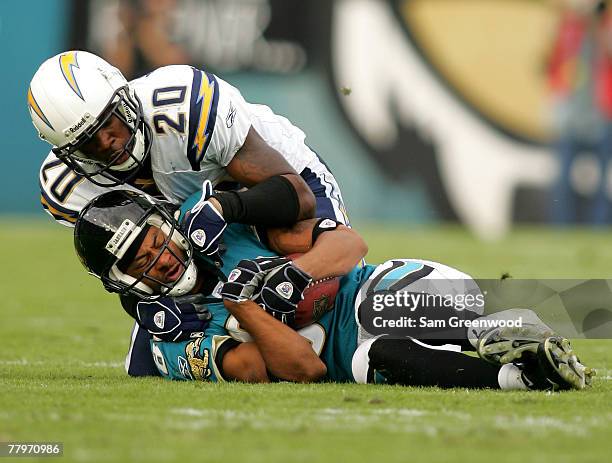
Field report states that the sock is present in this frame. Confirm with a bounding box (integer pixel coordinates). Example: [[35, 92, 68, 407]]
[[358, 337, 502, 388], [497, 363, 529, 390]]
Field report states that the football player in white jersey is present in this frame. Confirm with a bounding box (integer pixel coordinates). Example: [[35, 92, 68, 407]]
[[28, 50, 349, 231], [28, 50, 351, 373]]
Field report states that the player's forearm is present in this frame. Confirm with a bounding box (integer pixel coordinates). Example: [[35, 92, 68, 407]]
[[266, 221, 368, 280], [221, 127, 315, 225], [213, 175, 314, 227], [223, 300, 327, 382], [292, 226, 368, 280]]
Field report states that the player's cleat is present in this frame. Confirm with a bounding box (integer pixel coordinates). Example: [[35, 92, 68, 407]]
[[508, 337, 595, 391], [535, 337, 595, 390], [476, 324, 555, 364], [471, 309, 556, 364]]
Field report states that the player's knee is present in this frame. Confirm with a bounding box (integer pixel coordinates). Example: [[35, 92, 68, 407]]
[[351, 337, 380, 384], [352, 337, 415, 384]]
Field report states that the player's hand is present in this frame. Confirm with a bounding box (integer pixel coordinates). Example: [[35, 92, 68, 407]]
[[182, 180, 227, 257], [136, 294, 212, 342], [254, 262, 312, 326], [220, 257, 291, 302]]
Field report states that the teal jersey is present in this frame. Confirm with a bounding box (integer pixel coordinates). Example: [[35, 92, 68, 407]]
[[309, 264, 375, 381], [152, 192, 376, 382]]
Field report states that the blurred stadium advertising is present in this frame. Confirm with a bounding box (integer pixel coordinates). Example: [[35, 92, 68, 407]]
[[4, 0, 611, 239]]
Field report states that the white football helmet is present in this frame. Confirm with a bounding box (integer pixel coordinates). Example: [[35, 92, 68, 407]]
[[27, 50, 152, 186]]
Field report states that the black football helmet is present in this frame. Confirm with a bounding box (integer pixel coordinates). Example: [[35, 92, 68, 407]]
[[74, 190, 198, 299]]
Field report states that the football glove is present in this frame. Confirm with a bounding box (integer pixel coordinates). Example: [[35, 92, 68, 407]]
[[254, 262, 313, 326], [136, 294, 212, 342], [182, 180, 227, 257], [220, 257, 291, 303]]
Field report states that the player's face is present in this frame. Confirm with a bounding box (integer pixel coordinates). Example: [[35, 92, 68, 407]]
[[79, 114, 133, 166], [124, 226, 187, 293]]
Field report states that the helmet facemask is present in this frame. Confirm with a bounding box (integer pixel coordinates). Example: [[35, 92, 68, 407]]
[[52, 85, 152, 187], [102, 205, 198, 300]]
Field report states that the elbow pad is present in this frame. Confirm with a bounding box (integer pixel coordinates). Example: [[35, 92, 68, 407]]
[[213, 175, 300, 226]]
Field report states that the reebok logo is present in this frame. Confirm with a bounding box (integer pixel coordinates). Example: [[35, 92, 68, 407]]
[[226, 102, 237, 128], [228, 269, 241, 282], [276, 282, 293, 299], [319, 219, 337, 229], [154, 311, 165, 329], [191, 229, 207, 248]]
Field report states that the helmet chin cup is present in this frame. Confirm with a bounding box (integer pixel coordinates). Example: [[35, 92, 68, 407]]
[[109, 128, 146, 172], [167, 260, 199, 297]]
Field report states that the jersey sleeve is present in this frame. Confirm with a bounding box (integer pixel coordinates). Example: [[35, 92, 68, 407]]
[[39, 152, 141, 227], [39, 153, 92, 226], [187, 69, 251, 171], [150, 334, 240, 382]]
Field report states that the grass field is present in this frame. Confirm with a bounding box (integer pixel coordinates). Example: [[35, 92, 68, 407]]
[[0, 218, 610, 463]]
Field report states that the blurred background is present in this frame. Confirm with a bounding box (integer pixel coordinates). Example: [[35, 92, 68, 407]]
[[1, 5, 611, 457], [4, 0, 612, 240]]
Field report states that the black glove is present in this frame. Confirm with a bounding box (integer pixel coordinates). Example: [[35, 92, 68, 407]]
[[220, 257, 290, 302], [136, 294, 212, 342], [254, 262, 312, 326]]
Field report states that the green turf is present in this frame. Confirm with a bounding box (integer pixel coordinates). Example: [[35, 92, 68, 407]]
[[0, 219, 610, 463]]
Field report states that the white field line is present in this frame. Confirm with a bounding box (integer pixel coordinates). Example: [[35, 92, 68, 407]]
[[168, 408, 438, 434], [594, 368, 612, 380], [1, 406, 608, 437], [165, 407, 607, 436]]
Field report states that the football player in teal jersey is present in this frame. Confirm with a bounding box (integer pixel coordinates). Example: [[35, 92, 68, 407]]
[[74, 188, 594, 390]]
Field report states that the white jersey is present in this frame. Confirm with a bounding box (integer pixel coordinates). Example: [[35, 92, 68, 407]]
[[39, 65, 346, 226]]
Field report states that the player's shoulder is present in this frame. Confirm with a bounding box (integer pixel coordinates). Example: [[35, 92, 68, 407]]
[[129, 65, 227, 100], [130, 64, 237, 97], [39, 151, 88, 226], [39, 151, 134, 227]]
